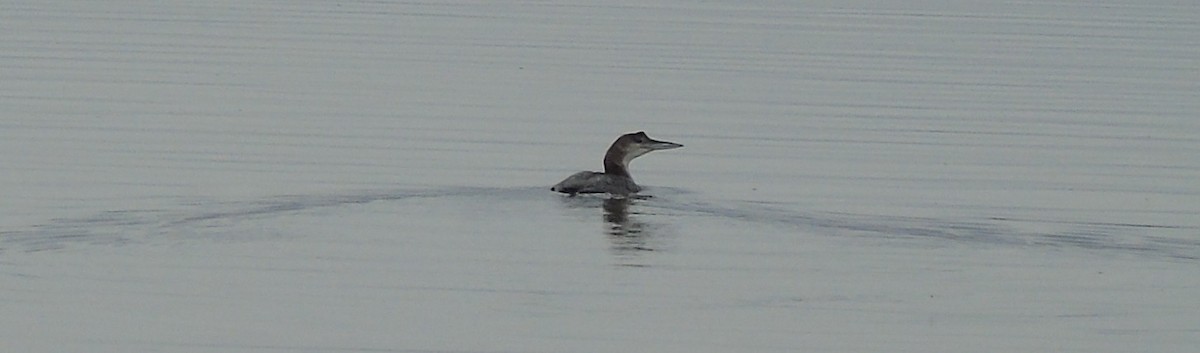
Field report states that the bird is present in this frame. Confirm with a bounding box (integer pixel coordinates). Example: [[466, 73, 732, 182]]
[[551, 131, 682, 196]]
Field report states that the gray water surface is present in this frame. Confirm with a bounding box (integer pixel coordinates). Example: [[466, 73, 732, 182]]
[[3, 1, 1198, 352]]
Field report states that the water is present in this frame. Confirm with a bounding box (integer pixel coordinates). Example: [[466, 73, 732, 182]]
[[3, 1, 1198, 352]]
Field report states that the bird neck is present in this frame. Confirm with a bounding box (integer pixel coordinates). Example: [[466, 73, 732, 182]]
[[602, 146, 631, 177]]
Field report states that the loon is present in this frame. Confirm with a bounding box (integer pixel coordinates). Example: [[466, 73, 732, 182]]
[[551, 131, 683, 196]]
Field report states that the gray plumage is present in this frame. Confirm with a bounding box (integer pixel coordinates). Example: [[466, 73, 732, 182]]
[[552, 171, 642, 195]]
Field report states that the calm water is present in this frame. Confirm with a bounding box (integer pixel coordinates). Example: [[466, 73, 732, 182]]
[[3, 1, 1198, 352]]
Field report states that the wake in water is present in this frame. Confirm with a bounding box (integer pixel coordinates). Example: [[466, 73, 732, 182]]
[[3, 186, 1197, 260], [644, 189, 1199, 260], [0, 188, 490, 252]]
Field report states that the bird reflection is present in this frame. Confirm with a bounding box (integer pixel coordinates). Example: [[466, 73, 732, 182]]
[[557, 195, 665, 263], [602, 197, 655, 255]]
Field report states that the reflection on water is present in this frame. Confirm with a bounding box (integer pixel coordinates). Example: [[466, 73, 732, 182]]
[[603, 197, 654, 255], [558, 195, 666, 262]]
